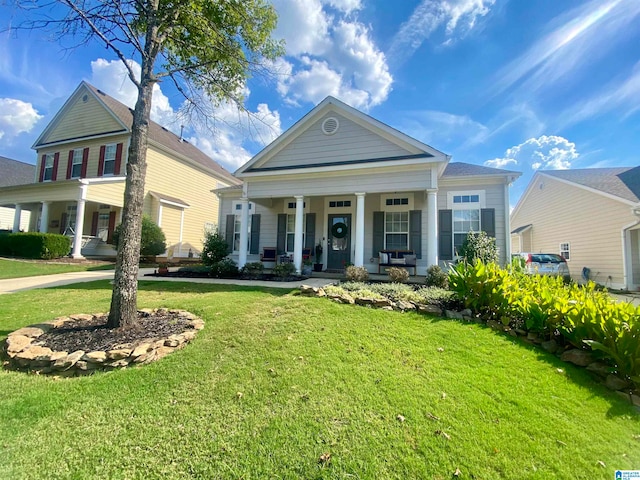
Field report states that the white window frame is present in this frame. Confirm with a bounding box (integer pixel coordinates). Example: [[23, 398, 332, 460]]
[[380, 193, 414, 250], [384, 211, 409, 250], [43, 154, 54, 181], [71, 149, 83, 178], [560, 242, 570, 261], [103, 144, 117, 175], [447, 191, 485, 256], [231, 201, 254, 254]]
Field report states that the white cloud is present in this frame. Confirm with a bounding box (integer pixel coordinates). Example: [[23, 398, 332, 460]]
[[0, 98, 43, 141], [389, 0, 495, 64], [88, 58, 281, 172], [492, 0, 640, 97], [398, 110, 488, 149], [485, 135, 578, 170], [271, 0, 392, 110]]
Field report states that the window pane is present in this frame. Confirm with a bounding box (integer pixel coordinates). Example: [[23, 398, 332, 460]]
[[386, 234, 408, 250]]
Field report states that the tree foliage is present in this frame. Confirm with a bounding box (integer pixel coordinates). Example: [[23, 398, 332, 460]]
[[10, 0, 282, 327]]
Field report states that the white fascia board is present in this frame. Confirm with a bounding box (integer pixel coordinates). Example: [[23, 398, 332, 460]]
[[158, 198, 190, 209], [81, 176, 127, 185]]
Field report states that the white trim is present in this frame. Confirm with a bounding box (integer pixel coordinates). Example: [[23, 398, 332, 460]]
[[81, 176, 126, 185], [504, 183, 511, 262], [380, 193, 414, 211], [446, 190, 486, 209], [622, 219, 640, 290], [159, 198, 190, 209]]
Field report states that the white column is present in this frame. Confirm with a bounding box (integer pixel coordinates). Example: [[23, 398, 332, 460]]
[[12, 204, 22, 232], [504, 183, 511, 264], [39, 202, 50, 233], [238, 197, 249, 269], [354, 192, 366, 267], [293, 195, 304, 273], [157, 204, 163, 227], [427, 189, 438, 267], [178, 209, 185, 257], [71, 184, 88, 259]]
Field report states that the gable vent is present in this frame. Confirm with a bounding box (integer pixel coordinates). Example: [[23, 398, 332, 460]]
[[322, 117, 339, 135]]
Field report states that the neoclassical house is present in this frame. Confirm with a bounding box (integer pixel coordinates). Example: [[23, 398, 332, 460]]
[[217, 96, 520, 274], [0, 81, 239, 258]]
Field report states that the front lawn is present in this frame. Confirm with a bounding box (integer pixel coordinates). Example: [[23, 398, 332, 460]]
[[0, 281, 638, 479], [0, 258, 114, 279]]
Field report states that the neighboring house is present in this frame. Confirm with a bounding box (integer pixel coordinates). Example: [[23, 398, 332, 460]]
[[0, 156, 35, 231], [217, 96, 521, 275], [510, 168, 640, 290], [0, 81, 239, 258]]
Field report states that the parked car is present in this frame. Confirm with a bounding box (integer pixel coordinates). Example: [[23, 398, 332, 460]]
[[512, 253, 571, 282]]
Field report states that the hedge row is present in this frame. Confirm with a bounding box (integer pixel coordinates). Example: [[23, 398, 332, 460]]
[[448, 260, 640, 384], [0, 232, 71, 259]]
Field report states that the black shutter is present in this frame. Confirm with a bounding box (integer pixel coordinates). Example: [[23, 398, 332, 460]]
[[409, 209, 422, 259], [373, 211, 384, 257], [305, 213, 316, 250], [250, 214, 260, 254], [438, 209, 453, 261], [481, 208, 495, 238], [225, 214, 235, 254], [277, 214, 287, 254]]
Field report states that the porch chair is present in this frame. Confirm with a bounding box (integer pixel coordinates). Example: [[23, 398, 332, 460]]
[[260, 247, 277, 263]]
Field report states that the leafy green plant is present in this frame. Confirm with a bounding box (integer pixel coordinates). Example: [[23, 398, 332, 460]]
[[209, 258, 238, 278], [273, 262, 296, 278], [0, 232, 71, 259], [345, 265, 369, 282], [113, 216, 166, 257], [388, 267, 409, 283], [424, 264, 448, 288], [240, 262, 264, 279], [201, 229, 229, 266], [458, 231, 498, 264]]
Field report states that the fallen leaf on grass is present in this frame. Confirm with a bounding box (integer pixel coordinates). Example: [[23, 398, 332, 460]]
[[236, 392, 243, 399], [397, 414, 406, 422], [435, 430, 451, 440], [597, 460, 606, 468], [453, 467, 461, 476], [556, 439, 566, 447], [318, 452, 331, 464], [437, 347, 445, 352], [427, 412, 440, 421], [441, 392, 447, 399]]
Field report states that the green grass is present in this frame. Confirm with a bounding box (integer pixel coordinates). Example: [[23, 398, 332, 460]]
[[0, 258, 114, 279], [0, 281, 638, 479]]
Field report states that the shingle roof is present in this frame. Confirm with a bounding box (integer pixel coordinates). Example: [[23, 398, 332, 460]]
[[84, 82, 240, 186], [443, 162, 521, 177], [543, 167, 640, 203], [0, 156, 35, 187]]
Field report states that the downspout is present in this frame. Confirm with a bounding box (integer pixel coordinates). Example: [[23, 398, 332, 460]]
[[621, 204, 640, 290]]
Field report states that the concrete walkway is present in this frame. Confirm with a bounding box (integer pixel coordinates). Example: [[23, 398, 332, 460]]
[[0, 268, 335, 295]]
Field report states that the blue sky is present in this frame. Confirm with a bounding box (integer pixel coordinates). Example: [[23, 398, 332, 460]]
[[0, 0, 639, 207]]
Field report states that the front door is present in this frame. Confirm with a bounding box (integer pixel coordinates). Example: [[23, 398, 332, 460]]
[[327, 214, 351, 270]]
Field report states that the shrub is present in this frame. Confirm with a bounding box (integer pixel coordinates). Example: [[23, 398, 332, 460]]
[[345, 265, 369, 282], [273, 262, 296, 278], [425, 265, 448, 288], [209, 258, 238, 278], [0, 232, 71, 259], [241, 262, 264, 278], [113, 216, 166, 257], [201, 229, 229, 266], [388, 267, 409, 283], [458, 231, 498, 264]]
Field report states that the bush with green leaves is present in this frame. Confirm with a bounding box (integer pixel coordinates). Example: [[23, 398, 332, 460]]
[[425, 264, 448, 288], [345, 265, 369, 282], [458, 231, 498, 264], [388, 266, 409, 283], [449, 260, 640, 384], [241, 262, 264, 278], [273, 262, 296, 278], [0, 232, 71, 259], [209, 258, 238, 278], [201, 229, 229, 266], [113, 216, 166, 257]]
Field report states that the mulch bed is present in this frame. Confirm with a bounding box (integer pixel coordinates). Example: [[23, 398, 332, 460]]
[[37, 312, 193, 353], [146, 271, 308, 282]]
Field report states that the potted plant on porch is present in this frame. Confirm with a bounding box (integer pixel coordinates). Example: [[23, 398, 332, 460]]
[[313, 241, 323, 272]]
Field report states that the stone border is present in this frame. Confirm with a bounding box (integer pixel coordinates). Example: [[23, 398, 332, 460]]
[[300, 285, 640, 409], [2, 309, 204, 377]]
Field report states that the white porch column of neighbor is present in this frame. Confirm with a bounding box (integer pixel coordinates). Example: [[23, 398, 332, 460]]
[[293, 195, 305, 274], [238, 197, 249, 269], [39, 202, 50, 233], [427, 189, 438, 267], [354, 192, 366, 267], [12, 204, 22, 232], [71, 183, 88, 259]]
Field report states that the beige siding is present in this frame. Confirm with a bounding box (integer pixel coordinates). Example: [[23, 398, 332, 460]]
[[511, 175, 635, 287], [41, 88, 124, 144], [0, 207, 29, 230], [160, 204, 183, 255], [35, 135, 130, 183], [260, 113, 415, 170], [86, 182, 125, 207], [0, 183, 80, 204], [144, 146, 228, 254], [247, 166, 431, 198], [631, 229, 640, 285]]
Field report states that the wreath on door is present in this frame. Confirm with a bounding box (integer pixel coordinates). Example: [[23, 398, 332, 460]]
[[331, 222, 348, 238]]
